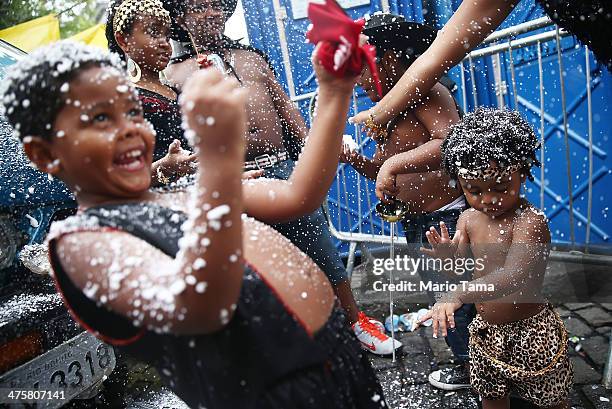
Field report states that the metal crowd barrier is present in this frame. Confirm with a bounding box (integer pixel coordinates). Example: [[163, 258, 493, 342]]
[[297, 17, 612, 387]]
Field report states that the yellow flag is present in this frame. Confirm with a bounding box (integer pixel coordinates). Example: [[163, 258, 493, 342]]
[[0, 15, 60, 52], [70, 24, 108, 50]]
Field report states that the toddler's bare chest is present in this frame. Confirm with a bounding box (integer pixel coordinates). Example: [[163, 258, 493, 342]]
[[385, 115, 430, 153]]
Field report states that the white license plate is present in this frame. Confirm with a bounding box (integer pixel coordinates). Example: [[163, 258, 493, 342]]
[[0, 331, 116, 408]]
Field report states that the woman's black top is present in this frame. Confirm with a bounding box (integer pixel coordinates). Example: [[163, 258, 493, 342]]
[[47, 203, 385, 409], [536, 0, 611, 70], [137, 88, 191, 162]]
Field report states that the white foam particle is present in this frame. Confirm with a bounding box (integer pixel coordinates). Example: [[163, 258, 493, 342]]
[[169, 279, 187, 295], [193, 258, 207, 270], [220, 308, 229, 324], [207, 205, 230, 221], [25, 214, 39, 228]]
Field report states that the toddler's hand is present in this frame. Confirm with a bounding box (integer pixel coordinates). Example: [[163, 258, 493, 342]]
[[420, 221, 462, 261], [375, 161, 399, 201], [158, 140, 197, 179], [179, 69, 248, 149], [416, 301, 462, 338], [242, 169, 264, 180]]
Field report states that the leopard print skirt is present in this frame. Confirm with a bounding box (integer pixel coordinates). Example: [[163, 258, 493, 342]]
[[468, 305, 573, 406]]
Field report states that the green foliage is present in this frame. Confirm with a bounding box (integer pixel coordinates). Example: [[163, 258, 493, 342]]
[[0, 0, 102, 38]]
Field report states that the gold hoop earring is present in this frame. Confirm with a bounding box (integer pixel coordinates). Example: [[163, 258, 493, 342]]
[[127, 58, 141, 83]]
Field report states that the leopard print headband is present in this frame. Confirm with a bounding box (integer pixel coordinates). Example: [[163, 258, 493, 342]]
[[112, 0, 171, 34], [457, 162, 524, 181]]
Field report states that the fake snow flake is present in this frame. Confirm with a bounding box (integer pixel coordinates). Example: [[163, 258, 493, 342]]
[[116, 84, 129, 93], [141, 287, 156, 300], [169, 279, 187, 295], [220, 308, 229, 325], [60, 82, 70, 93], [195, 282, 208, 293], [301, 291, 308, 299], [83, 282, 99, 299], [193, 258, 207, 270], [205, 116, 215, 126], [185, 274, 197, 285], [600, 397, 610, 402], [371, 393, 381, 402], [56, 130, 65, 138], [25, 214, 39, 228], [207, 204, 230, 220]]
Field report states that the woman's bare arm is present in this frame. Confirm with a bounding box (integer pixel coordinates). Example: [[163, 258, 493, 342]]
[[352, 0, 518, 126]]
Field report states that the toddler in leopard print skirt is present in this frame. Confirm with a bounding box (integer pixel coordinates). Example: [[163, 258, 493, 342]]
[[418, 108, 573, 409]]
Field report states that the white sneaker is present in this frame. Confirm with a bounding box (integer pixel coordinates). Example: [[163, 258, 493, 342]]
[[428, 366, 471, 390], [353, 312, 402, 356]]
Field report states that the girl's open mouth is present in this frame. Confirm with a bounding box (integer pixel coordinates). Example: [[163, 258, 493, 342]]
[[113, 147, 146, 172]]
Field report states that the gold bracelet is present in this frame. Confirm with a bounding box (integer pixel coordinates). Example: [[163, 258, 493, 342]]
[[364, 114, 387, 138]]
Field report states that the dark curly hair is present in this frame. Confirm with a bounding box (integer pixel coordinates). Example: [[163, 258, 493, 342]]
[[0, 41, 123, 141], [441, 107, 541, 181], [105, 0, 173, 61], [105, 0, 129, 61]]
